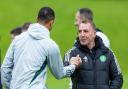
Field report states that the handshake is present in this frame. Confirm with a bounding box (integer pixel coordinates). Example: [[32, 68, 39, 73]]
[[70, 54, 82, 68]]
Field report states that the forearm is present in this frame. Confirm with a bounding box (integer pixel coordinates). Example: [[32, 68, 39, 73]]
[[110, 74, 123, 89], [48, 56, 75, 79], [48, 42, 76, 79], [109, 50, 123, 89], [63, 65, 75, 77], [1, 41, 14, 89], [1, 67, 12, 89]]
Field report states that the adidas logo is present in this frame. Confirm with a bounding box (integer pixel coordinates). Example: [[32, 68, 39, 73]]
[[83, 56, 88, 62]]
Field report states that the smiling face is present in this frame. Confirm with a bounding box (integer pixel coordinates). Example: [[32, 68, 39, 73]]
[[78, 22, 96, 47]]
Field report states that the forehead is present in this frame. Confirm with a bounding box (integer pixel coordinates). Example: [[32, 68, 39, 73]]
[[79, 23, 92, 30]]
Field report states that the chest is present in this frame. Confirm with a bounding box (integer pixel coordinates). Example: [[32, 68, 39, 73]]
[[75, 50, 110, 71]]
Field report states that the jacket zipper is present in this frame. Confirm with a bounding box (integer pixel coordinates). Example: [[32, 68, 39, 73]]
[[90, 50, 97, 89]]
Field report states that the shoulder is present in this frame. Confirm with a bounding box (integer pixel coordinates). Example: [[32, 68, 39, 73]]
[[102, 47, 115, 60], [45, 38, 60, 52], [64, 47, 77, 63], [48, 39, 59, 48], [96, 31, 109, 40], [96, 31, 110, 48], [13, 31, 28, 42], [96, 28, 103, 32], [65, 47, 77, 55], [64, 46, 78, 59]]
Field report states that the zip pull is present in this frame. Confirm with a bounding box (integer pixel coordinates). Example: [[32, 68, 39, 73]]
[[90, 50, 92, 53], [90, 49, 95, 62]]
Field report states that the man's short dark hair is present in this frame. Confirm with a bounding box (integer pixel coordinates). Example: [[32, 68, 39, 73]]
[[10, 27, 22, 36], [82, 21, 96, 31], [79, 8, 93, 21], [37, 7, 55, 23]]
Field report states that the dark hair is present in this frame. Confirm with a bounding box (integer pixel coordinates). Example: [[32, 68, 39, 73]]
[[79, 8, 93, 21], [37, 7, 55, 23], [86, 21, 96, 30], [22, 22, 31, 31], [10, 27, 22, 36]]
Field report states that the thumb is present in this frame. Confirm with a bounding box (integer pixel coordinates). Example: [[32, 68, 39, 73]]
[[76, 54, 82, 62], [76, 54, 79, 58]]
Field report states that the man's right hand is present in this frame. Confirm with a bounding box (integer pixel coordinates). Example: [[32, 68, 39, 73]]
[[70, 54, 82, 68]]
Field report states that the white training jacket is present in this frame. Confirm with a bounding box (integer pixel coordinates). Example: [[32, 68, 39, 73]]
[[1, 23, 75, 89]]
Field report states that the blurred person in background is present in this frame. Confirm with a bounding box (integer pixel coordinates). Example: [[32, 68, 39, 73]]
[[21, 22, 31, 32], [10, 26, 22, 40]]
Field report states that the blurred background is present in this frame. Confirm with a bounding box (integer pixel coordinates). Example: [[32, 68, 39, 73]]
[[0, 0, 128, 89]]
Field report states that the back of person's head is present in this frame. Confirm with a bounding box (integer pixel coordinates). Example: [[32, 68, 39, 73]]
[[10, 27, 22, 39], [22, 22, 31, 32], [37, 7, 55, 24], [79, 8, 93, 22]]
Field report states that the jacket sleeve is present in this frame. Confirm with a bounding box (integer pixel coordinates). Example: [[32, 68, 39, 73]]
[[109, 51, 123, 89], [1, 41, 14, 89], [63, 47, 76, 89], [63, 47, 76, 66], [47, 41, 75, 80]]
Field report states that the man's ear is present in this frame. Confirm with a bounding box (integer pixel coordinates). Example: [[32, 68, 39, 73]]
[[94, 30, 96, 34], [49, 20, 54, 26], [93, 30, 96, 37], [50, 20, 54, 24]]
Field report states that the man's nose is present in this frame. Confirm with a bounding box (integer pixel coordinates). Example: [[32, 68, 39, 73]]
[[81, 31, 85, 36]]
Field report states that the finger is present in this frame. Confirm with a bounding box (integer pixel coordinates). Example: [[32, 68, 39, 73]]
[[76, 54, 79, 58]]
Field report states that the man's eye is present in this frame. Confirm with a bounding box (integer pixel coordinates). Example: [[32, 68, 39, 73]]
[[84, 30, 88, 33]]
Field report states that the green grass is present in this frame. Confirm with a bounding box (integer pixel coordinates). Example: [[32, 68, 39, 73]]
[[0, 0, 128, 89]]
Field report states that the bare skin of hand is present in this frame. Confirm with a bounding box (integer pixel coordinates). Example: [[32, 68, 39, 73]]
[[70, 54, 82, 68]]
